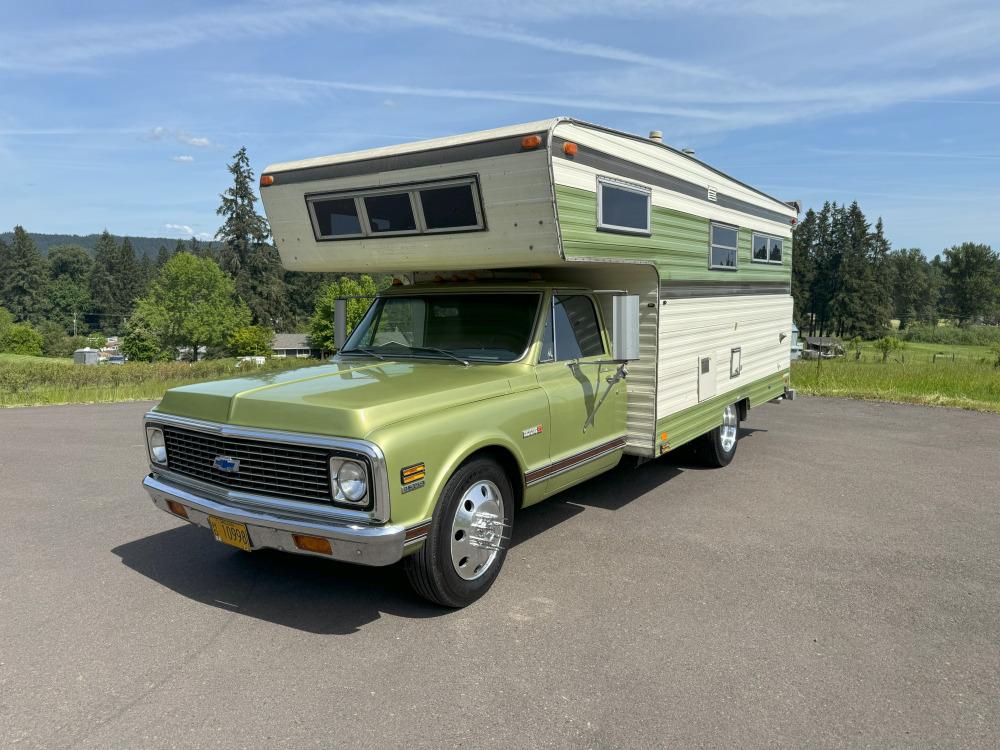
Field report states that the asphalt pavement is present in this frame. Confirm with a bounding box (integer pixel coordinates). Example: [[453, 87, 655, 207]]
[[1, 397, 998, 748]]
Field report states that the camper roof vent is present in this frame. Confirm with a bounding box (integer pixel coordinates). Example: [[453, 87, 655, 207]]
[[681, 148, 695, 157], [648, 130, 663, 143]]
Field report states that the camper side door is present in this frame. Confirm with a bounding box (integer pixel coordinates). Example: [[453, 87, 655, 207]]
[[533, 292, 626, 493]]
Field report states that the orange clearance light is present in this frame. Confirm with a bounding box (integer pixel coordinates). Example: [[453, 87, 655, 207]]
[[521, 134, 542, 149], [260, 174, 274, 187], [292, 534, 333, 555], [166, 500, 188, 519], [563, 141, 578, 157], [660, 432, 668, 442]]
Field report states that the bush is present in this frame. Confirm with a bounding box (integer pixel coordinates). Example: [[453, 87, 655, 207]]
[[0, 323, 44, 356], [900, 324, 1000, 347], [228, 325, 274, 357], [38, 321, 74, 358], [874, 336, 904, 363]]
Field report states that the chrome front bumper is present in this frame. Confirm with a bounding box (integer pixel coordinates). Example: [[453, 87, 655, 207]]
[[143, 474, 408, 566]]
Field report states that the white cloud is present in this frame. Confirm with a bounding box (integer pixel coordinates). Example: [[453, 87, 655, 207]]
[[165, 223, 195, 235], [169, 154, 194, 163], [146, 126, 213, 148]]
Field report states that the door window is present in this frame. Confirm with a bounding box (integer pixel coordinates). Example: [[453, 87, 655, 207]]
[[540, 295, 605, 362]]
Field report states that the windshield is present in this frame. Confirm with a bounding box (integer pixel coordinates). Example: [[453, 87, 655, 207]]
[[343, 293, 541, 363]]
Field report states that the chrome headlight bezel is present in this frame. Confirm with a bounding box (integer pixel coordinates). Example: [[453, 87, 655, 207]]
[[146, 426, 168, 466], [329, 456, 370, 507]]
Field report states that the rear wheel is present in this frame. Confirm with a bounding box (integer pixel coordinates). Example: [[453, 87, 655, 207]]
[[702, 402, 740, 467], [404, 457, 513, 608]]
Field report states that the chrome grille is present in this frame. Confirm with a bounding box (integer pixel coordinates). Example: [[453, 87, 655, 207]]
[[161, 425, 333, 504]]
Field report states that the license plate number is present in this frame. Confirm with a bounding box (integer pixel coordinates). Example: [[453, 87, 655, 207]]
[[208, 516, 252, 551]]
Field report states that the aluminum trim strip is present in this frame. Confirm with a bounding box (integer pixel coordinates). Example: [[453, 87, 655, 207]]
[[660, 281, 791, 299], [264, 133, 549, 186], [525, 436, 627, 487]]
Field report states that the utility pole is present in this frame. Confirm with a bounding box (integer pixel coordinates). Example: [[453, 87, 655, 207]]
[[73, 311, 78, 337]]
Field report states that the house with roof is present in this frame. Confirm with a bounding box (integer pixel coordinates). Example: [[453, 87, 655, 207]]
[[271, 333, 322, 359]]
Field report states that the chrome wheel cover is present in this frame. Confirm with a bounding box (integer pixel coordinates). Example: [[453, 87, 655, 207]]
[[720, 404, 738, 453], [450, 479, 506, 581]]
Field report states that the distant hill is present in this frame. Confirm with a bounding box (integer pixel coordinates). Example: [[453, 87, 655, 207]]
[[0, 232, 220, 259]]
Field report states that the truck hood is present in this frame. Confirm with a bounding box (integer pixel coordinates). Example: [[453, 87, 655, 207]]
[[153, 359, 524, 438]]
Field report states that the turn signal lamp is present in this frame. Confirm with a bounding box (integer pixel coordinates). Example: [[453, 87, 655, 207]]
[[521, 134, 542, 149], [260, 174, 274, 187], [563, 142, 578, 156], [166, 500, 188, 519], [293, 534, 333, 555]]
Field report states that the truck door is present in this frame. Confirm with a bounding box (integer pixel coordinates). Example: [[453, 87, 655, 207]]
[[533, 293, 627, 494]]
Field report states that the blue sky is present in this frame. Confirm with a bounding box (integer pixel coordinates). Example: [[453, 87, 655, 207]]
[[2, 0, 998, 254]]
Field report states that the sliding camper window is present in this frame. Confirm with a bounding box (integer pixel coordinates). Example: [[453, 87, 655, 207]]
[[597, 177, 651, 235], [752, 232, 784, 264], [709, 223, 739, 270], [306, 176, 485, 241]]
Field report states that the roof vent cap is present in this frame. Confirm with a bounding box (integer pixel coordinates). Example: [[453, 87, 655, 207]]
[[648, 130, 663, 143]]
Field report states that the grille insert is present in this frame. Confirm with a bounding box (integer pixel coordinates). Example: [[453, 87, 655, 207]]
[[161, 426, 334, 504]]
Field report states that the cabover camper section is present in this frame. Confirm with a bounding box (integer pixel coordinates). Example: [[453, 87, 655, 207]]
[[260, 118, 796, 459]]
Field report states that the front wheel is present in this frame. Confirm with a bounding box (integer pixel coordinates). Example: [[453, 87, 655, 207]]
[[404, 458, 513, 608], [702, 402, 740, 467]]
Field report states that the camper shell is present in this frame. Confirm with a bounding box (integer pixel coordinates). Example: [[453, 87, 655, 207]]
[[261, 117, 796, 456], [142, 117, 796, 607]]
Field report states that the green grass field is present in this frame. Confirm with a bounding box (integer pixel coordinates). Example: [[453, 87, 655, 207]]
[[792, 341, 1000, 412], [0, 354, 323, 408]]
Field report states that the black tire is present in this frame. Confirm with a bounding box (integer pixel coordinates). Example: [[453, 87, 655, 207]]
[[404, 457, 514, 608], [701, 402, 740, 468]]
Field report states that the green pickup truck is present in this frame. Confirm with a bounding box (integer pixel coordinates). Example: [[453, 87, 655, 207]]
[[143, 119, 796, 606]]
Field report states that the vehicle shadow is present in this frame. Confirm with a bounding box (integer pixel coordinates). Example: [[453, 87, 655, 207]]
[[113, 431, 748, 633]]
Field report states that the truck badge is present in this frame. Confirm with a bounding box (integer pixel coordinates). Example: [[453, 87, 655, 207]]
[[213, 456, 240, 473], [522, 424, 543, 438]]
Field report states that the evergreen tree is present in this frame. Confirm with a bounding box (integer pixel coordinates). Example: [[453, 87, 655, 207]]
[[47, 244, 93, 333], [156, 244, 173, 268], [890, 249, 936, 329], [0, 226, 50, 323], [866, 218, 893, 334], [940, 242, 1000, 325], [215, 147, 288, 327], [116, 237, 144, 311], [88, 230, 119, 328], [791, 210, 817, 330]]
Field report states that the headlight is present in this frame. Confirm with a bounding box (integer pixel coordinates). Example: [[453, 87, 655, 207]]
[[330, 458, 368, 504], [146, 426, 168, 465]]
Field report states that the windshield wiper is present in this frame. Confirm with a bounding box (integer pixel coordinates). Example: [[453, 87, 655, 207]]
[[340, 347, 385, 360], [408, 345, 470, 367]]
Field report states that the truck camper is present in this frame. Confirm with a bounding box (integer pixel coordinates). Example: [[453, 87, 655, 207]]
[[142, 118, 796, 607]]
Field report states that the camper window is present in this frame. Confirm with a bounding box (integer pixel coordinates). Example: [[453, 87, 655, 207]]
[[597, 177, 651, 235], [419, 183, 482, 231], [306, 176, 485, 241], [312, 197, 364, 238], [769, 237, 783, 263], [364, 193, 417, 234], [752, 233, 769, 262], [710, 223, 739, 269], [751, 232, 784, 264]]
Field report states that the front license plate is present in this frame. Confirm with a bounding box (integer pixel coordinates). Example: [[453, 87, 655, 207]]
[[208, 516, 252, 551]]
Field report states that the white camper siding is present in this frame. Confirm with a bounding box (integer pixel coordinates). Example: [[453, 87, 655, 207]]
[[263, 151, 560, 273], [656, 295, 793, 421], [556, 265, 659, 455], [551, 121, 794, 239]]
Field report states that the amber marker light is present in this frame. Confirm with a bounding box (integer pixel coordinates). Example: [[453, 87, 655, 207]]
[[292, 534, 333, 555], [521, 134, 542, 149], [563, 141, 578, 157], [260, 174, 275, 187], [166, 500, 188, 519]]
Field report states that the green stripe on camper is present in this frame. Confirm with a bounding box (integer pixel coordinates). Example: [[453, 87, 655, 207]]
[[556, 185, 792, 283]]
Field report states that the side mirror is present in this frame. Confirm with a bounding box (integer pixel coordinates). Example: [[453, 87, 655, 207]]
[[611, 294, 640, 362]]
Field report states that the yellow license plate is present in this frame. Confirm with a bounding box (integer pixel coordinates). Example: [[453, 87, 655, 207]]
[[208, 516, 252, 551]]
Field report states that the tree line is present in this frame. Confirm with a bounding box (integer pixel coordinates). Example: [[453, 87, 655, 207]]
[[0, 147, 371, 360], [793, 201, 1000, 338]]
